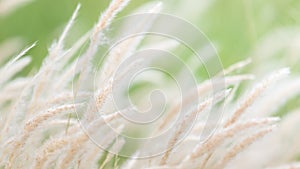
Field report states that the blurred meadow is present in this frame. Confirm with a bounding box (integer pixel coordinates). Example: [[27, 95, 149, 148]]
[[1, 0, 300, 71], [0, 0, 300, 168]]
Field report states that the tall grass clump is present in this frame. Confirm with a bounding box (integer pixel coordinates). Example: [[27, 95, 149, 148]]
[[0, 0, 300, 169]]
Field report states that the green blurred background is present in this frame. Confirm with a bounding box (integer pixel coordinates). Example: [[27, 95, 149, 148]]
[[0, 0, 300, 70]]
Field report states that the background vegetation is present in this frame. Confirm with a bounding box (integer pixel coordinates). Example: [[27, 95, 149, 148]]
[[1, 0, 300, 69]]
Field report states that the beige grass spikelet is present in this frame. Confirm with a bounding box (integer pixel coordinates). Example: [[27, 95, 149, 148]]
[[224, 68, 290, 127], [213, 125, 276, 169]]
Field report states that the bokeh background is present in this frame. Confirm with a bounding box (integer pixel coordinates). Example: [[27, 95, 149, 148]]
[[1, 0, 299, 70]]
